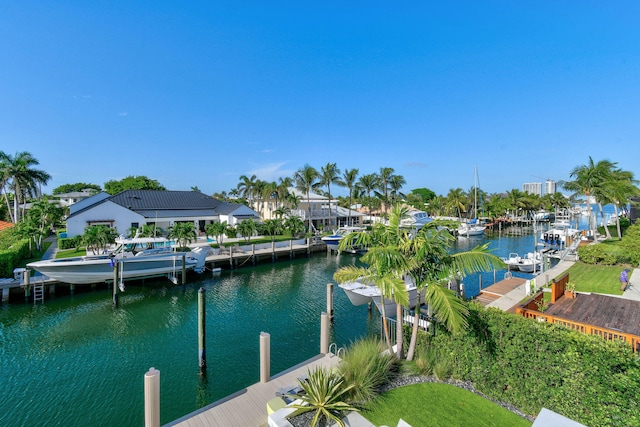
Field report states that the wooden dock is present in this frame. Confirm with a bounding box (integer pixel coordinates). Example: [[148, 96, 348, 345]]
[[475, 276, 527, 309], [166, 353, 342, 427]]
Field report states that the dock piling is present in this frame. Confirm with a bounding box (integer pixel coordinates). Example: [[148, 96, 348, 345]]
[[320, 312, 329, 354], [113, 261, 119, 307], [144, 367, 160, 427], [260, 332, 270, 383], [326, 283, 334, 320], [198, 287, 206, 374]]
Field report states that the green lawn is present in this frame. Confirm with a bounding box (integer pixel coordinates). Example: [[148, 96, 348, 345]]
[[362, 383, 531, 427], [561, 262, 627, 295], [56, 247, 87, 258]]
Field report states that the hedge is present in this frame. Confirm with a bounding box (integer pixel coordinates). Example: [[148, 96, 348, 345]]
[[58, 236, 83, 250], [411, 304, 639, 427], [0, 239, 30, 278]]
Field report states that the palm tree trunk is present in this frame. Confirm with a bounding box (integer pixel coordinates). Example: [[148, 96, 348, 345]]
[[2, 188, 15, 223], [406, 288, 425, 361], [599, 203, 611, 239], [614, 203, 622, 240], [379, 303, 393, 352], [395, 303, 404, 359]]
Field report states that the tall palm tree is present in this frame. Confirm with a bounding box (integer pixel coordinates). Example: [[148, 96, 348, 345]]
[[338, 168, 359, 227], [377, 167, 395, 216], [403, 225, 504, 360], [445, 188, 467, 219], [357, 173, 379, 220], [563, 157, 615, 238], [601, 168, 639, 240], [333, 206, 412, 355], [317, 163, 341, 229], [293, 165, 320, 234], [389, 174, 406, 206], [0, 151, 51, 223], [237, 174, 257, 210]]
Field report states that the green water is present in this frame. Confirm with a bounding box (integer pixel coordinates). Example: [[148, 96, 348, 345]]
[[0, 254, 378, 427]]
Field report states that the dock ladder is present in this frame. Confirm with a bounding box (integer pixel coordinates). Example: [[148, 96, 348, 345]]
[[33, 277, 45, 304]]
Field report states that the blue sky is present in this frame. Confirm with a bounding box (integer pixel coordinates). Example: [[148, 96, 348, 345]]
[[2, 1, 639, 197]]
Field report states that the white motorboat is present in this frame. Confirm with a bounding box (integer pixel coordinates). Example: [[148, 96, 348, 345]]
[[503, 253, 522, 271], [457, 221, 486, 237], [27, 236, 208, 285], [518, 252, 542, 273], [321, 226, 364, 252], [540, 222, 581, 249], [401, 210, 433, 229], [338, 279, 377, 306], [339, 275, 425, 314]]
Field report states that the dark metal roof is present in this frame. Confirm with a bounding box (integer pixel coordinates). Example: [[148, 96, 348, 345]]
[[214, 202, 255, 215], [137, 209, 219, 218], [110, 190, 222, 211]]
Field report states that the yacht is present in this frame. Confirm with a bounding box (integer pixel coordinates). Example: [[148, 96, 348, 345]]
[[28, 236, 207, 285]]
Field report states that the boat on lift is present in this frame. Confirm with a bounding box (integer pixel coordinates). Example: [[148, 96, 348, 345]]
[[28, 236, 208, 285]]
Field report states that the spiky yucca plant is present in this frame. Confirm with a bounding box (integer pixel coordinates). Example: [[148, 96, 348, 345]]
[[288, 367, 358, 427]]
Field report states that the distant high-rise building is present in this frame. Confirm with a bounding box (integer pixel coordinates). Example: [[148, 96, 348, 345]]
[[545, 180, 557, 195], [523, 182, 542, 196]]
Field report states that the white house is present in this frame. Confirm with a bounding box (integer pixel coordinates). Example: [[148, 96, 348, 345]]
[[286, 188, 364, 231], [65, 190, 259, 237]]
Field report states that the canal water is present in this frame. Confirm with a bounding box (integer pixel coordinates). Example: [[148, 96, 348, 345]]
[[0, 211, 601, 426]]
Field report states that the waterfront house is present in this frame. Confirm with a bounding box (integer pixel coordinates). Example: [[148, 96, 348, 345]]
[[284, 188, 364, 231], [65, 190, 259, 238]]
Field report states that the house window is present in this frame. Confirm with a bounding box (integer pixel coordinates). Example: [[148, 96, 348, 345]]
[[131, 222, 139, 229]]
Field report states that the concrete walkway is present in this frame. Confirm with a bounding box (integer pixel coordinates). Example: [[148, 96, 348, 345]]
[[40, 235, 58, 260], [622, 268, 640, 301]]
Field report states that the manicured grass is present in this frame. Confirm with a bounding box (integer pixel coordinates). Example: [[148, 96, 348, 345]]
[[561, 262, 626, 295], [362, 383, 531, 427], [56, 247, 87, 258]]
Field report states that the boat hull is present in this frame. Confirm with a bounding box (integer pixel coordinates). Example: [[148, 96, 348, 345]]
[[28, 254, 199, 285], [338, 281, 376, 306]]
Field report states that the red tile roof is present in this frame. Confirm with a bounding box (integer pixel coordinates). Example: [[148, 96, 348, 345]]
[[0, 221, 15, 232]]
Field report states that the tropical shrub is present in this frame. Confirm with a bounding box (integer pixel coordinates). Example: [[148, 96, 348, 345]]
[[412, 304, 640, 427], [58, 236, 82, 250], [620, 223, 640, 266], [577, 243, 617, 265], [337, 337, 400, 405], [288, 367, 358, 427]]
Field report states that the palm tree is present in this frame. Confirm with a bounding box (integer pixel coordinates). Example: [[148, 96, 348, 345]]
[[0, 151, 51, 223], [237, 219, 257, 243], [389, 174, 406, 206], [334, 206, 413, 355], [237, 174, 257, 210], [600, 168, 640, 240], [168, 222, 197, 249], [82, 225, 118, 255], [338, 168, 359, 227], [24, 197, 63, 251], [293, 165, 320, 234], [205, 221, 227, 245], [377, 167, 395, 216], [284, 215, 305, 238], [316, 163, 341, 229], [445, 188, 467, 219], [403, 224, 504, 360], [261, 219, 283, 242], [563, 157, 616, 238], [357, 173, 379, 220]]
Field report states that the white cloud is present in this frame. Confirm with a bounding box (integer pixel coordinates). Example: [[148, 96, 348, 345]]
[[247, 162, 294, 182]]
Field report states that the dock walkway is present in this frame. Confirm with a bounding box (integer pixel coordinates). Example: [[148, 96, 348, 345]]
[[166, 353, 374, 427]]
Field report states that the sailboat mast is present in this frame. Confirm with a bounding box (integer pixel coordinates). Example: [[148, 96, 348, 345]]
[[474, 165, 478, 219]]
